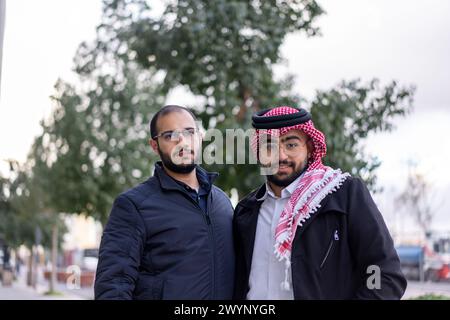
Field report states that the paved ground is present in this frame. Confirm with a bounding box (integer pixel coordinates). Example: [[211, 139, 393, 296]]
[[2, 270, 450, 300], [0, 267, 93, 300], [0, 282, 87, 300], [403, 280, 450, 299]]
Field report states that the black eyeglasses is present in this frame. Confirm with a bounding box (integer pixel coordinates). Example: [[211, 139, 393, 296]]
[[153, 128, 198, 142]]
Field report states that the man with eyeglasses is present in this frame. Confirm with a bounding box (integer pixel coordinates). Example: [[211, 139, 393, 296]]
[[95, 105, 235, 300], [233, 106, 406, 300]]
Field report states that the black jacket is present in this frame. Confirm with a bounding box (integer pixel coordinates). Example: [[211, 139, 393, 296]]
[[233, 176, 407, 299], [95, 162, 235, 300]]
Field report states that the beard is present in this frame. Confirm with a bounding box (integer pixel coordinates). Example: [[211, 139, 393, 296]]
[[158, 144, 197, 174], [267, 159, 308, 187]]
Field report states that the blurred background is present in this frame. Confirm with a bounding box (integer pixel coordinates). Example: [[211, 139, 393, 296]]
[[0, 0, 450, 300]]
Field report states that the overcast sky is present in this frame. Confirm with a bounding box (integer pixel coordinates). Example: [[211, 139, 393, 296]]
[[1, 0, 449, 232]]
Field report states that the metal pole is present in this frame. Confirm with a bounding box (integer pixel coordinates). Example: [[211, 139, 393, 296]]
[[419, 248, 425, 282]]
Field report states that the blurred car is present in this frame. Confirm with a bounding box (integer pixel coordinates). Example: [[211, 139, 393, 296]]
[[396, 243, 450, 282], [81, 248, 98, 272], [396, 245, 425, 281]]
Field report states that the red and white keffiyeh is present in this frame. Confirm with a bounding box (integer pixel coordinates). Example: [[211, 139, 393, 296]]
[[251, 106, 350, 290]]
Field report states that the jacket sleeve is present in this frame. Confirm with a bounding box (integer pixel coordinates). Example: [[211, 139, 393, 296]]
[[347, 178, 407, 299], [94, 194, 146, 300]]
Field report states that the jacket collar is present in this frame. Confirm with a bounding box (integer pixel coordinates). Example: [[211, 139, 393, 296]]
[[153, 161, 218, 193], [238, 184, 267, 208]]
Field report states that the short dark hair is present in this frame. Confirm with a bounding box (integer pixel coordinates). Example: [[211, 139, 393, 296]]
[[150, 105, 197, 139]]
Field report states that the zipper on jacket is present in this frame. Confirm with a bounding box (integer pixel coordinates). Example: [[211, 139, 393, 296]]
[[197, 194, 211, 225], [320, 231, 337, 269], [182, 192, 211, 225], [205, 193, 215, 298], [181, 191, 215, 297]]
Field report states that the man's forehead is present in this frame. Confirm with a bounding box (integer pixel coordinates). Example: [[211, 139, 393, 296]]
[[158, 110, 196, 130]]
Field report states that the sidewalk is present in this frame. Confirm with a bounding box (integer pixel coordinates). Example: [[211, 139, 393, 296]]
[[0, 267, 91, 300], [0, 282, 86, 300]]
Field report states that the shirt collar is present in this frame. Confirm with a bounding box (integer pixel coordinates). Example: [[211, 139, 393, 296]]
[[256, 172, 304, 201]]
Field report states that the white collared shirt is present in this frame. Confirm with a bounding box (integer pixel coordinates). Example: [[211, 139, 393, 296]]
[[246, 175, 302, 300]]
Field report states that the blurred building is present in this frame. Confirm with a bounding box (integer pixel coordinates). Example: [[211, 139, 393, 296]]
[[61, 215, 102, 273], [63, 214, 102, 251]]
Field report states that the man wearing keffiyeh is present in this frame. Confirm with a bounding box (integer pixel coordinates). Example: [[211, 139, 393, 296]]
[[233, 106, 406, 300]]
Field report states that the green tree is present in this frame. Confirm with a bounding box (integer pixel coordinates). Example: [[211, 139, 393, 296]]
[[311, 79, 415, 190], [0, 161, 60, 250], [30, 0, 415, 229], [79, 0, 322, 195], [86, 0, 413, 196], [0, 161, 66, 290], [31, 54, 165, 224]]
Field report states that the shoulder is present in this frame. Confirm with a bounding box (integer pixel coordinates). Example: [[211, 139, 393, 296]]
[[237, 188, 259, 207], [334, 175, 362, 192], [319, 175, 370, 213], [340, 175, 373, 201], [117, 176, 160, 208], [234, 185, 265, 215], [212, 185, 228, 197], [211, 185, 233, 207]]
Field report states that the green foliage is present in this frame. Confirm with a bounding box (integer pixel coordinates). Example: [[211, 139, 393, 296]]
[[30, 64, 164, 224], [90, 0, 324, 197], [410, 294, 450, 300], [116, 0, 323, 97], [23, 0, 415, 227], [0, 163, 66, 249], [311, 79, 415, 190]]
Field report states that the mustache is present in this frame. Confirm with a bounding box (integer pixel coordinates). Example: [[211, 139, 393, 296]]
[[171, 147, 195, 159], [278, 160, 294, 167], [172, 145, 195, 155], [260, 160, 295, 168]]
